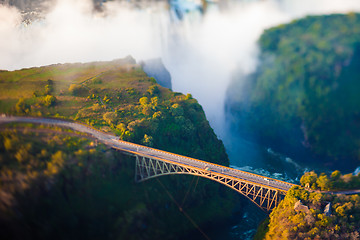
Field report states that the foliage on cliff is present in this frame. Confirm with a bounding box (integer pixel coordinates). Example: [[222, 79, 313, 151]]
[[264, 187, 360, 239], [0, 128, 238, 239], [228, 13, 360, 166], [0, 57, 236, 239], [300, 170, 360, 191], [255, 171, 360, 240], [255, 171, 360, 239], [0, 56, 228, 165]]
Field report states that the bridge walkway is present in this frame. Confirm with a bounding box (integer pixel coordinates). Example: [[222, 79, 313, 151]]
[[0, 116, 298, 211]]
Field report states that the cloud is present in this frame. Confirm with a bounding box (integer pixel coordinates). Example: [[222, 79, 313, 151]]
[[0, 5, 22, 69], [1, 0, 360, 137], [164, 0, 360, 137], [0, 0, 165, 70], [277, 0, 360, 18], [163, 1, 290, 136]]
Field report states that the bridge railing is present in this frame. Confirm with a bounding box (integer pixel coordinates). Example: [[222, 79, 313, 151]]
[[0, 116, 299, 211], [114, 139, 297, 189]]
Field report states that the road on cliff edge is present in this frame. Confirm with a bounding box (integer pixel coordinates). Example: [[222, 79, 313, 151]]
[[0, 115, 297, 192]]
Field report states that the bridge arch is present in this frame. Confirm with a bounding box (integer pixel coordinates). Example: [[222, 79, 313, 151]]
[[134, 155, 286, 212], [0, 116, 292, 212]]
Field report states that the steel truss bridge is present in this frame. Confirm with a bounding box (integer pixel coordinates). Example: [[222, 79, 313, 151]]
[[0, 116, 298, 212]]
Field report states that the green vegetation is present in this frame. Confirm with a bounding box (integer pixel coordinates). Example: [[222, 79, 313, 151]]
[[265, 187, 360, 239], [254, 218, 270, 240], [0, 128, 239, 240], [300, 170, 360, 191], [0, 57, 227, 165], [228, 13, 360, 166], [0, 57, 237, 239], [260, 171, 360, 239]]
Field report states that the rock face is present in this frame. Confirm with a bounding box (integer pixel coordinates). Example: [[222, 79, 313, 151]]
[[294, 200, 310, 213], [1, 0, 109, 18], [0, 0, 47, 10], [324, 202, 331, 216], [141, 58, 172, 89]]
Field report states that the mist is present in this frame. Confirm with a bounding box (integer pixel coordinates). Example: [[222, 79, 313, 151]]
[[0, 0, 166, 69], [1, 0, 360, 138]]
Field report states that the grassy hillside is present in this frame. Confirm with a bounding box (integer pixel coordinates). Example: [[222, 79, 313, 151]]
[[0, 126, 240, 240], [227, 13, 360, 167], [0, 56, 228, 164], [0, 57, 239, 239]]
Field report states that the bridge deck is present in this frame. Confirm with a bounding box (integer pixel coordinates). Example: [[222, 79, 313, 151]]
[[0, 116, 297, 193], [113, 141, 295, 192]]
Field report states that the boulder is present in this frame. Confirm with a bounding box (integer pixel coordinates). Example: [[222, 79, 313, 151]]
[[294, 200, 310, 213], [324, 202, 331, 216]]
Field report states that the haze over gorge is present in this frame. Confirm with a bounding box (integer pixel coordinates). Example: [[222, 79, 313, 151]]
[[2, 0, 360, 239], [2, 0, 360, 138]]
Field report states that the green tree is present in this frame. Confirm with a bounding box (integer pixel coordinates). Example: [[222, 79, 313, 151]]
[[68, 84, 87, 96], [44, 85, 53, 95], [15, 147, 30, 163], [116, 123, 127, 136], [331, 170, 344, 189], [4, 136, 19, 152], [331, 170, 341, 180], [103, 112, 117, 125], [229, 13, 360, 166], [45, 151, 66, 175], [316, 174, 331, 191], [147, 85, 159, 96], [142, 134, 153, 147], [43, 95, 56, 107], [15, 98, 30, 113], [150, 96, 158, 106], [91, 103, 102, 111], [153, 111, 162, 119], [139, 97, 149, 106], [171, 103, 184, 116], [142, 106, 152, 115], [300, 171, 318, 189]]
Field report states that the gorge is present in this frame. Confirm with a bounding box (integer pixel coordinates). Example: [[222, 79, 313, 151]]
[[2, 0, 360, 239]]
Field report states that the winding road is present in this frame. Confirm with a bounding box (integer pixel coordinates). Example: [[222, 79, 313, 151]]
[[0, 115, 296, 192]]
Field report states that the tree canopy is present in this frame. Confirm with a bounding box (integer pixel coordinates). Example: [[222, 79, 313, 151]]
[[228, 13, 360, 166]]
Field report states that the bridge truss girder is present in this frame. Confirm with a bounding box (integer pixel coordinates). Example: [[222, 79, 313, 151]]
[[135, 155, 286, 212]]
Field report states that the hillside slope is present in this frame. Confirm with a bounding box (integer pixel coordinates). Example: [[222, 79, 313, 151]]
[[0, 56, 228, 165], [0, 57, 239, 239], [255, 171, 360, 239], [227, 13, 360, 167]]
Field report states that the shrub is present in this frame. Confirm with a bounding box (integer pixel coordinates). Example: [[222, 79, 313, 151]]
[[147, 85, 159, 96], [185, 93, 192, 100], [171, 103, 184, 116], [68, 84, 87, 96], [91, 103, 102, 111], [15, 98, 30, 113], [151, 97, 158, 106], [44, 84, 53, 95], [139, 97, 149, 106], [142, 134, 153, 147], [103, 112, 117, 125], [43, 95, 56, 107], [300, 171, 318, 189]]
